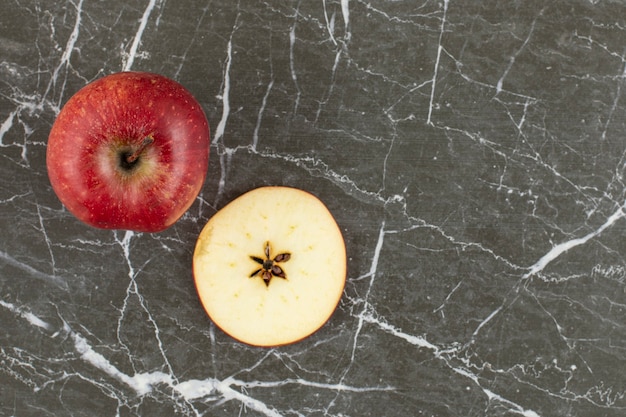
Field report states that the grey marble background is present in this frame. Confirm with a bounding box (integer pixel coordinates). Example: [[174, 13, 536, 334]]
[[1, 0, 626, 416]]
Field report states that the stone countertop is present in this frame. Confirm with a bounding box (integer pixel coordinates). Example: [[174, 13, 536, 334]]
[[1, 1, 626, 416]]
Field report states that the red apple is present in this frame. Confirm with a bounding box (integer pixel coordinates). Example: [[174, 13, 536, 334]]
[[46, 71, 210, 232]]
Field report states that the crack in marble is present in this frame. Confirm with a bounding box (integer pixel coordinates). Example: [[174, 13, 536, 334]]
[[314, 47, 345, 124], [252, 78, 274, 151], [288, 5, 302, 115], [340, 0, 351, 43], [495, 9, 543, 95], [0, 249, 68, 291], [43, 0, 83, 108], [426, 0, 449, 126], [122, 0, 165, 71], [113, 230, 177, 384], [360, 307, 544, 417], [0, 299, 395, 417], [524, 200, 626, 279], [321, 0, 338, 47], [211, 9, 241, 205], [0, 110, 17, 146]]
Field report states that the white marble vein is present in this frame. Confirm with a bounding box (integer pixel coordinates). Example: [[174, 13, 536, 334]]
[[0, 299, 394, 416], [426, 0, 448, 126], [122, 0, 164, 71]]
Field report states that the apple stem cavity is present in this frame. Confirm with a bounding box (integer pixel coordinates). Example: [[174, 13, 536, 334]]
[[120, 135, 154, 171], [126, 136, 154, 164]]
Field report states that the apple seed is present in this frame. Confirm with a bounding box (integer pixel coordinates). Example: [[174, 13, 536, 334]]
[[249, 241, 291, 287]]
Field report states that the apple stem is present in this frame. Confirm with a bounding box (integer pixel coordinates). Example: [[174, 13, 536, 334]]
[[126, 136, 154, 164]]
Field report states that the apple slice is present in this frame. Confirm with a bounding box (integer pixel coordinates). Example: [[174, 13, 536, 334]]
[[193, 186, 346, 347]]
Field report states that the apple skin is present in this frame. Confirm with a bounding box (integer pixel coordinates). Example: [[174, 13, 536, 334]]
[[46, 71, 210, 232]]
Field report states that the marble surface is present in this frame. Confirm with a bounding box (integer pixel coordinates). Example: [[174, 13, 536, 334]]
[[1, 0, 626, 415]]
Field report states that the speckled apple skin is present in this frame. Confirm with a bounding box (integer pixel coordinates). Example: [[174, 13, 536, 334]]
[[46, 72, 210, 232]]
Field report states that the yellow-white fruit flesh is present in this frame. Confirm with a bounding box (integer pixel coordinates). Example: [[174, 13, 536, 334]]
[[193, 186, 346, 347]]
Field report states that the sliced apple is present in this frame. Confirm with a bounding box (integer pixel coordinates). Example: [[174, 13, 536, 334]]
[[193, 186, 346, 347]]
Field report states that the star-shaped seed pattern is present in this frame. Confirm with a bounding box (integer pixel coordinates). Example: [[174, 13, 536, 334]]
[[249, 241, 291, 287]]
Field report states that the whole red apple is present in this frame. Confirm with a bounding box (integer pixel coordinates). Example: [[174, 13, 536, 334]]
[[46, 71, 210, 232]]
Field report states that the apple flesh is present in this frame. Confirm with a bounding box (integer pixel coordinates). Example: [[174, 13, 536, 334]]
[[46, 71, 210, 232], [193, 186, 346, 347]]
